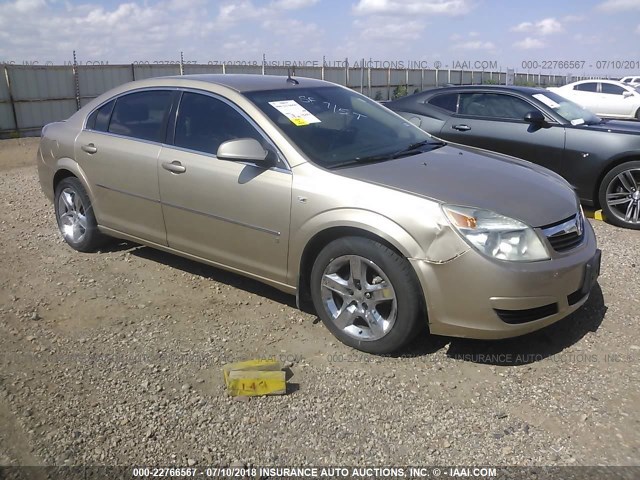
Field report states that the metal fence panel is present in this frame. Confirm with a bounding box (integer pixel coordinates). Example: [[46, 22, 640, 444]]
[[227, 65, 262, 75], [370, 69, 388, 87], [132, 65, 181, 80], [295, 68, 322, 79], [0, 70, 10, 102], [322, 68, 345, 85], [15, 99, 77, 130], [0, 104, 16, 131], [9, 66, 74, 101], [78, 65, 134, 99], [183, 65, 224, 74], [407, 70, 422, 85]]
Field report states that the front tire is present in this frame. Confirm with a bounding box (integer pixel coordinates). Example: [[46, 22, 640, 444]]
[[310, 236, 424, 354], [598, 161, 640, 229], [54, 177, 109, 252]]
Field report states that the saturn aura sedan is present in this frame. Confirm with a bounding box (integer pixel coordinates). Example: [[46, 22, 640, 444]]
[[37, 74, 600, 353]]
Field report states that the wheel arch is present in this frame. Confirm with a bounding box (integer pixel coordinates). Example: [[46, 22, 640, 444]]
[[294, 223, 425, 314]]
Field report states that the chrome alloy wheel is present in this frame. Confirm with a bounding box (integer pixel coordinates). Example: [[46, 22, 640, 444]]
[[320, 255, 397, 341], [605, 168, 640, 225], [57, 187, 88, 244]]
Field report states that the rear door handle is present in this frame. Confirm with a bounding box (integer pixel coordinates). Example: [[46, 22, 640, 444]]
[[81, 143, 97, 154], [452, 124, 471, 131], [162, 161, 186, 174]]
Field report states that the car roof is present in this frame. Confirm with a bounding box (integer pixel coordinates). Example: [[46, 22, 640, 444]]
[[401, 85, 548, 96], [158, 74, 333, 92]]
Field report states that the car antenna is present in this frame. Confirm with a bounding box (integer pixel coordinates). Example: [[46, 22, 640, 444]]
[[287, 68, 299, 85]]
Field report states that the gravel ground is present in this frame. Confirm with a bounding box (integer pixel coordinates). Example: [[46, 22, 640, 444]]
[[0, 137, 639, 468]]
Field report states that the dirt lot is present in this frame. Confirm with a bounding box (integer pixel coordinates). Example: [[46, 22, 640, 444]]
[[0, 137, 639, 469]]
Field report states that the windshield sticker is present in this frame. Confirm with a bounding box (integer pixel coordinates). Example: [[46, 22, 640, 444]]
[[571, 118, 585, 126], [533, 93, 561, 109], [269, 100, 321, 126]]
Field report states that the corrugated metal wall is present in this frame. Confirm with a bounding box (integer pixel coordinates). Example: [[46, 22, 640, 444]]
[[0, 63, 583, 138]]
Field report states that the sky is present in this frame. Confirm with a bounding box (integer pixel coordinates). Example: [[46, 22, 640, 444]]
[[1, 0, 640, 74]]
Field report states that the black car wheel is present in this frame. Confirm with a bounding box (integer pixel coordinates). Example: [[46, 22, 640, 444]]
[[310, 236, 424, 354], [54, 177, 110, 251], [599, 161, 640, 229]]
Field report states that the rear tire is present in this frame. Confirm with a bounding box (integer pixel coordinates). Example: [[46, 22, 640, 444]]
[[310, 236, 424, 354], [598, 161, 640, 229], [54, 177, 110, 252]]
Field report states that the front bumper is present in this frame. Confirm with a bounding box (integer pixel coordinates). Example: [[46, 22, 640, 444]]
[[412, 220, 599, 339]]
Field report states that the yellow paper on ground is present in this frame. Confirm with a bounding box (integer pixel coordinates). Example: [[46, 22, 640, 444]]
[[222, 359, 282, 384], [226, 370, 287, 396]]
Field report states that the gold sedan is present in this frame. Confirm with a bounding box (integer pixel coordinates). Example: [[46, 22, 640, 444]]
[[37, 74, 600, 353]]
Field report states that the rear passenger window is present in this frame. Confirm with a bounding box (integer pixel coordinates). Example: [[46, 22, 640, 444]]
[[601, 83, 625, 95], [427, 93, 458, 112], [108, 91, 173, 142], [174, 92, 262, 155], [86, 99, 115, 132]]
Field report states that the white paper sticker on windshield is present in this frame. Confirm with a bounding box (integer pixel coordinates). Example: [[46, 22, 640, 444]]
[[269, 100, 321, 126], [532, 93, 560, 109], [571, 118, 585, 126]]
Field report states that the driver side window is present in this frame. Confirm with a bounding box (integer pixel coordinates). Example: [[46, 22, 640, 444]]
[[458, 93, 537, 120], [174, 92, 262, 155]]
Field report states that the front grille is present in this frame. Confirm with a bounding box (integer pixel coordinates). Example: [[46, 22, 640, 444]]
[[542, 213, 585, 253], [494, 303, 559, 324]]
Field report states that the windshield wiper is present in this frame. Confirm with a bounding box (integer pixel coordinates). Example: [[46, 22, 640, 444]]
[[391, 140, 445, 158], [329, 140, 445, 169]]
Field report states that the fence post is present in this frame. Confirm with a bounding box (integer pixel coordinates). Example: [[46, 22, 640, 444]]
[[387, 67, 391, 100], [321, 56, 325, 81], [4, 66, 19, 137], [367, 66, 371, 98], [179, 51, 184, 75], [344, 57, 349, 86], [360, 58, 364, 93], [72, 50, 81, 110]]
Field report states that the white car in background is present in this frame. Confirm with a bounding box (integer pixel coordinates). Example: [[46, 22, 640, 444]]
[[620, 76, 640, 87], [549, 79, 640, 120]]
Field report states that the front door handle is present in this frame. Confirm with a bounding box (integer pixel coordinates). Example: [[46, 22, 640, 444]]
[[81, 143, 97, 154], [162, 161, 186, 174], [452, 124, 471, 131]]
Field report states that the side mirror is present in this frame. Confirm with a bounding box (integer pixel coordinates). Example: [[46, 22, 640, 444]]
[[524, 110, 546, 125], [216, 138, 270, 164], [623, 91, 633, 98]]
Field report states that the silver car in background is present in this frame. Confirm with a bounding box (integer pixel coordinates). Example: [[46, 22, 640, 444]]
[[37, 74, 600, 353]]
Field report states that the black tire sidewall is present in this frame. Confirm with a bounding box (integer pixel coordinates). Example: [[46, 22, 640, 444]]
[[54, 177, 105, 252], [310, 236, 423, 354], [599, 161, 640, 230]]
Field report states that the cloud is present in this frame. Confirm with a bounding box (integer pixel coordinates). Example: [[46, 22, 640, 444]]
[[597, 0, 640, 11], [511, 17, 563, 35], [353, 17, 425, 41], [353, 0, 474, 16], [451, 40, 495, 51], [514, 37, 546, 49], [269, 0, 319, 9]]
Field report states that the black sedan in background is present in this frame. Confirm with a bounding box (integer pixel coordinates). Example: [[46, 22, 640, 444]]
[[386, 86, 640, 229]]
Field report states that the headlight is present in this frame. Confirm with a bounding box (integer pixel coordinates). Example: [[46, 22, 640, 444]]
[[442, 205, 550, 262]]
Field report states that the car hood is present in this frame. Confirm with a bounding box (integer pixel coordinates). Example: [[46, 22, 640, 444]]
[[580, 119, 640, 134], [334, 145, 578, 228]]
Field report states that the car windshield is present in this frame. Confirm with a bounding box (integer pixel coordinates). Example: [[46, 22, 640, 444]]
[[244, 86, 438, 169], [537, 90, 602, 126]]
